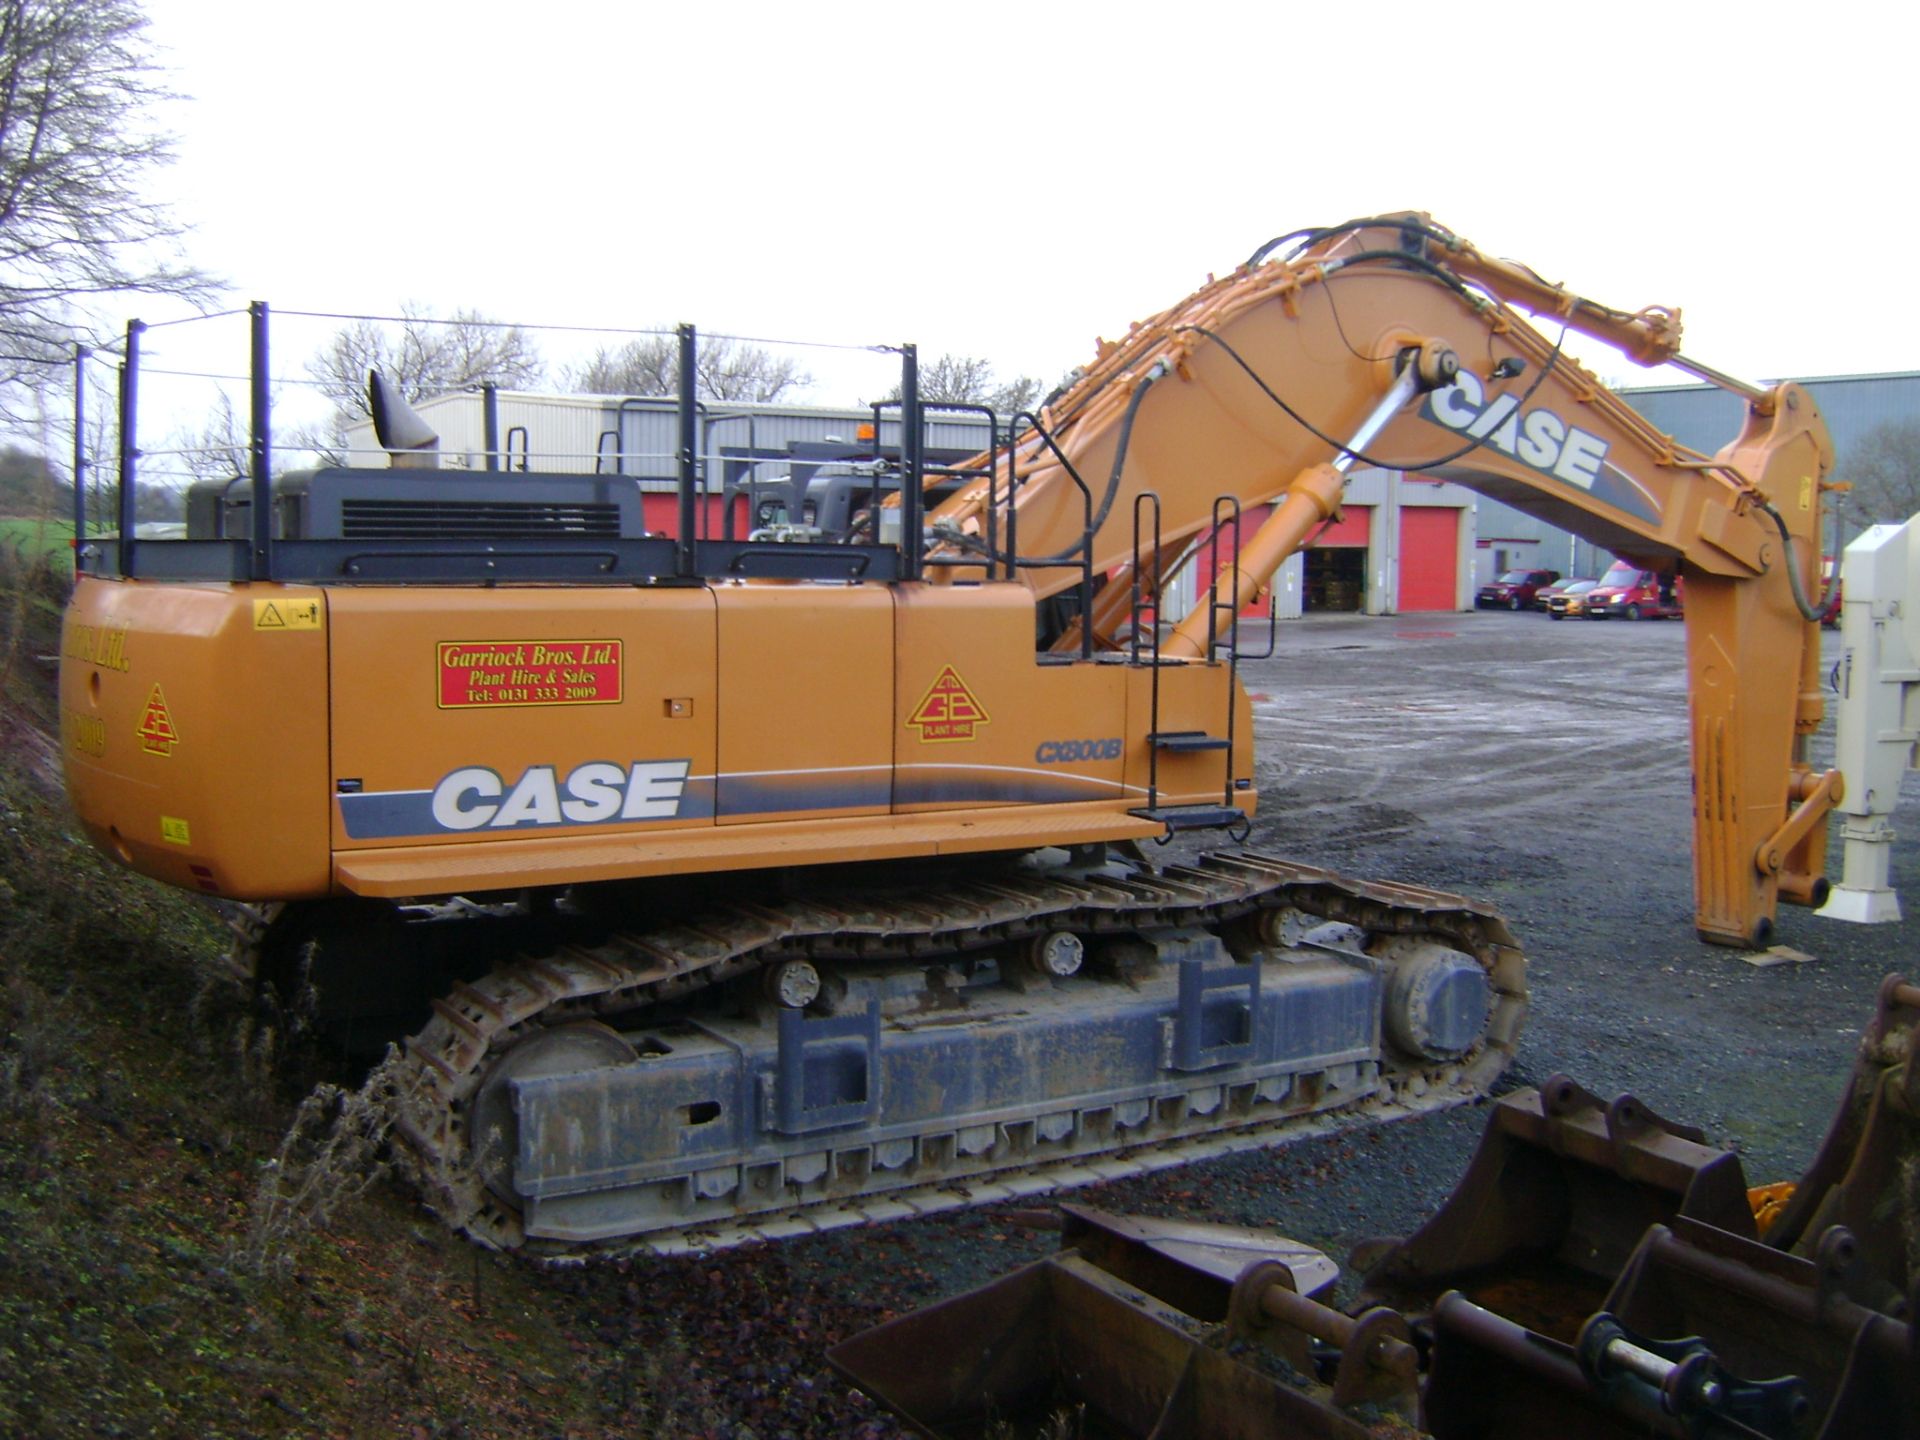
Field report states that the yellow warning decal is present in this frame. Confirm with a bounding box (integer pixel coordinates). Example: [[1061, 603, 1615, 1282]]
[[906, 665, 990, 743], [137, 684, 179, 756], [253, 597, 322, 631], [160, 816, 191, 846]]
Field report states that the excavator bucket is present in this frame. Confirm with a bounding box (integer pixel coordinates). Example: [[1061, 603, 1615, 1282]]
[[824, 1207, 1413, 1439], [833, 984, 1920, 1438], [1053, 1204, 1340, 1316], [1423, 1218, 1918, 1439], [1352, 1075, 1757, 1339], [1761, 973, 1920, 1313]]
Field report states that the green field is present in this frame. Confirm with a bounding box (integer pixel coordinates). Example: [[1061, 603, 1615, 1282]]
[[0, 515, 114, 560]]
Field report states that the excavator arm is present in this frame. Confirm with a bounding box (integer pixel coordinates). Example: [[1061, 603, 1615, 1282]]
[[926, 214, 1837, 948]]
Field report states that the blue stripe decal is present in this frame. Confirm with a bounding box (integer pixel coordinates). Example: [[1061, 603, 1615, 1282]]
[[339, 779, 719, 840], [338, 765, 1132, 840], [715, 772, 892, 817], [895, 770, 1114, 807]]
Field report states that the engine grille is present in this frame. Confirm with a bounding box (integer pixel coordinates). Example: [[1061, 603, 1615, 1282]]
[[339, 499, 625, 540]]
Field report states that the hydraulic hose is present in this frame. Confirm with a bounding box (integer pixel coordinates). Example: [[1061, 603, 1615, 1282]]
[[1079, 361, 1167, 551], [1174, 315, 1567, 476], [1759, 501, 1839, 622], [941, 362, 1169, 572]]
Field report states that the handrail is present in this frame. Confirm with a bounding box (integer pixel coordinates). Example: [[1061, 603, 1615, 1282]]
[[249, 301, 271, 579], [1207, 495, 1243, 809], [117, 320, 142, 577], [1132, 490, 1165, 808], [70, 345, 88, 568]]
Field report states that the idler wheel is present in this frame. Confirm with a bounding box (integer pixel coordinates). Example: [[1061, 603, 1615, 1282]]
[[1026, 930, 1085, 979], [1372, 937, 1491, 1060], [763, 959, 823, 1009], [468, 1021, 638, 1204]]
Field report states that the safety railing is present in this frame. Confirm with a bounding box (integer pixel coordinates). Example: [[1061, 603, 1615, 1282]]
[[73, 308, 963, 589], [1128, 490, 1249, 832]]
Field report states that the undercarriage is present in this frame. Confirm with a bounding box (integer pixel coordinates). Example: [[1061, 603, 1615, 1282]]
[[243, 848, 1527, 1254]]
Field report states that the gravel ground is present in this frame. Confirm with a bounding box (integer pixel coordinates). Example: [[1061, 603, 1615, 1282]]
[[569, 610, 1920, 1434]]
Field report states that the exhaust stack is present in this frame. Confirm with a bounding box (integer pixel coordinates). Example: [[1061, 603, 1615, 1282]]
[[368, 372, 440, 469]]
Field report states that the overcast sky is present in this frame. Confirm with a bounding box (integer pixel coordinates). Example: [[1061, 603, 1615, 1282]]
[[111, 0, 1914, 445]]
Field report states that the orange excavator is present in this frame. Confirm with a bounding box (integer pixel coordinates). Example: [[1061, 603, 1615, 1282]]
[[59, 214, 1837, 1251]]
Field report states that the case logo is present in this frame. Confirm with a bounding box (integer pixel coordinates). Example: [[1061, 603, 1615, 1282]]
[[1421, 369, 1610, 490], [907, 666, 990, 742], [430, 760, 689, 831], [136, 684, 179, 756]]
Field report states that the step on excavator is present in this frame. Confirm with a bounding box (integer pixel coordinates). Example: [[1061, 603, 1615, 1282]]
[[60, 214, 1840, 1252]]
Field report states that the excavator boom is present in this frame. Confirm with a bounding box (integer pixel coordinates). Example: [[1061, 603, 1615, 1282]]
[[926, 214, 1837, 944]]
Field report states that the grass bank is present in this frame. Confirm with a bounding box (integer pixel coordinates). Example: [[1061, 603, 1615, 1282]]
[[0, 550, 765, 1438]]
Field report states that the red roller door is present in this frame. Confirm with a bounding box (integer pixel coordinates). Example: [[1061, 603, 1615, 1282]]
[[1315, 504, 1371, 547], [640, 493, 743, 536], [1398, 507, 1459, 612]]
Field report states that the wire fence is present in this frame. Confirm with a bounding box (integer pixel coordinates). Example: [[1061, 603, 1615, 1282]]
[[61, 303, 930, 536]]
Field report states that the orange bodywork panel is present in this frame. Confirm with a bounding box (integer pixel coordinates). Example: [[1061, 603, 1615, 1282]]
[[326, 581, 1172, 897], [715, 585, 892, 826], [894, 585, 1129, 814], [66, 575, 1192, 902], [60, 579, 331, 899], [326, 585, 720, 865]]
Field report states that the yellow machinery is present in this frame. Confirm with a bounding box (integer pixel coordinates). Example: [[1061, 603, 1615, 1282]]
[[60, 215, 1837, 1250]]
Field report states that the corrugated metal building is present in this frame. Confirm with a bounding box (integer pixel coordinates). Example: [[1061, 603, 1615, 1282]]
[[1615, 371, 1919, 552], [343, 392, 993, 535], [343, 392, 989, 476], [1616, 371, 1920, 465]]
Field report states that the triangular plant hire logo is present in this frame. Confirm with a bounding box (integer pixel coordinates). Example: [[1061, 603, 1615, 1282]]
[[137, 683, 179, 756], [906, 665, 990, 742]]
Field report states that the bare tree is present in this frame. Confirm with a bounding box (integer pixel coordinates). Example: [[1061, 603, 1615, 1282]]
[[1845, 418, 1920, 526], [303, 306, 544, 459], [160, 390, 338, 482], [881, 353, 1045, 417], [0, 0, 216, 402], [565, 338, 675, 397], [564, 333, 811, 403], [163, 392, 248, 487], [306, 305, 545, 424]]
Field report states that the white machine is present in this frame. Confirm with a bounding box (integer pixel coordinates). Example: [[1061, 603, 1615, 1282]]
[[1819, 518, 1920, 924]]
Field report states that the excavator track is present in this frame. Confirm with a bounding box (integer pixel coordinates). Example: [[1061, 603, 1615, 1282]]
[[381, 850, 1525, 1255]]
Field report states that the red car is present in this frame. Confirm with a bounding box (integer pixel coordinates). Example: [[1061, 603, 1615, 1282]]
[[1534, 576, 1593, 611], [1584, 560, 1682, 620], [1476, 568, 1560, 611]]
